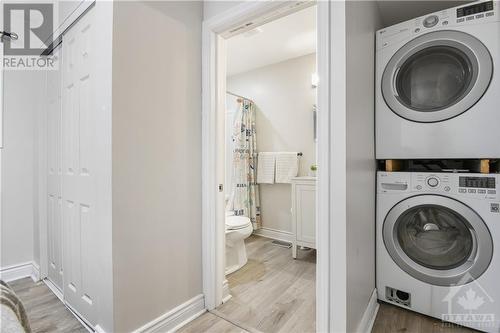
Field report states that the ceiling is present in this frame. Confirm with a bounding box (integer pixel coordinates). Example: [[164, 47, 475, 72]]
[[225, 1, 476, 75], [376, 1, 474, 26], [226, 5, 316, 76]]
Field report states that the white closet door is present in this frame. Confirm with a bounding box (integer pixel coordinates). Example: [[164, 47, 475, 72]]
[[47, 46, 63, 291], [61, 7, 97, 325]]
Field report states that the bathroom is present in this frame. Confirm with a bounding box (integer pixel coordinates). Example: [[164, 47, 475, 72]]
[[216, 5, 318, 332]]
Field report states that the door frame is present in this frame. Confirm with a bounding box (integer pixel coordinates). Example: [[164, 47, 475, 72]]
[[201, 1, 342, 331]]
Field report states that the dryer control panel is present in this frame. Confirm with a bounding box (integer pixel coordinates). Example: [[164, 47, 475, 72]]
[[376, 0, 499, 51]]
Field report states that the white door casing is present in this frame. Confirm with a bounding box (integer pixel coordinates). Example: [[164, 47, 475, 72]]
[[202, 1, 336, 331], [47, 46, 64, 291], [61, 7, 97, 325]]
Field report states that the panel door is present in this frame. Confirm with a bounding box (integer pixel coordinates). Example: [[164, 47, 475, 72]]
[[61, 7, 97, 325], [47, 46, 64, 291], [296, 184, 316, 245]]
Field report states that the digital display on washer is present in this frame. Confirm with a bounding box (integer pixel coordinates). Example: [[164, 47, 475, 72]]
[[457, 1, 494, 17], [459, 177, 496, 189]]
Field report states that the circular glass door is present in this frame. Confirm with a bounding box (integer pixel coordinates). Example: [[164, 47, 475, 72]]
[[383, 195, 493, 286], [382, 31, 493, 123]]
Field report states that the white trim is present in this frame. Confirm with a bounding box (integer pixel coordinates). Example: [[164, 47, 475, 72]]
[[222, 279, 232, 303], [38, 67, 49, 281], [94, 325, 108, 333], [0, 262, 40, 282], [132, 294, 206, 333], [43, 278, 64, 302], [202, 2, 333, 332], [66, 303, 94, 333], [316, 1, 333, 332], [328, 1, 348, 332], [31, 262, 40, 282], [253, 228, 294, 243], [356, 289, 380, 333]]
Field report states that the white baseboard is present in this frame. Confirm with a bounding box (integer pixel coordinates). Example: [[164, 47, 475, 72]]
[[94, 325, 108, 333], [222, 279, 232, 303], [253, 227, 294, 243], [0, 262, 40, 282], [356, 288, 380, 333], [132, 294, 206, 333], [31, 262, 40, 282]]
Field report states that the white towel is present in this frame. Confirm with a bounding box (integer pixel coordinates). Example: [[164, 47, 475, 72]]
[[257, 152, 276, 184], [275, 152, 299, 183]]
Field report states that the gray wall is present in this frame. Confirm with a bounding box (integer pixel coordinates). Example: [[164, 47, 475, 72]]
[[111, 2, 203, 332], [227, 54, 316, 234], [345, 1, 382, 331], [1, 71, 44, 269]]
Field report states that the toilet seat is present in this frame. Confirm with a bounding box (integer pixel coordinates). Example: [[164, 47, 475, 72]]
[[226, 216, 251, 231]]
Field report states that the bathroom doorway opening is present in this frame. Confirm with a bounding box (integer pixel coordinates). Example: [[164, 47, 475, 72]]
[[219, 5, 317, 331], [201, 1, 336, 332]]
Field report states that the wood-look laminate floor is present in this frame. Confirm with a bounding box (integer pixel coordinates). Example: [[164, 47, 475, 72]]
[[180, 235, 316, 333], [372, 302, 478, 333], [180, 237, 479, 333], [8, 278, 87, 333]]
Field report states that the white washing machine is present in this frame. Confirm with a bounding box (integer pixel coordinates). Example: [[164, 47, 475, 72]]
[[376, 1, 500, 159], [377, 171, 500, 332]]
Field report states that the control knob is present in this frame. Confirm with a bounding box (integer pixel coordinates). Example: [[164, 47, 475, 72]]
[[427, 177, 439, 188], [423, 15, 439, 28]]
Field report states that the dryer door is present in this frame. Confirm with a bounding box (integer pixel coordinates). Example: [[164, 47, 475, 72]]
[[383, 195, 493, 286], [382, 30, 493, 123]]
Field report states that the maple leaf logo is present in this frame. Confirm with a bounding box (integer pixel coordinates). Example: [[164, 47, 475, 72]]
[[457, 289, 485, 311]]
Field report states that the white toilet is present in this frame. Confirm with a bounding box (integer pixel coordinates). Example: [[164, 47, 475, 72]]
[[225, 212, 253, 275]]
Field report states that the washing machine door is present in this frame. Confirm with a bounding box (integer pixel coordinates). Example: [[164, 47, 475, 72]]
[[383, 195, 493, 286], [382, 30, 493, 123]]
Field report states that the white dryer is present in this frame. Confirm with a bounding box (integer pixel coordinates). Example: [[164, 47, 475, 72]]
[[377, 171, 500, 332], [376, 1, 500, 159]]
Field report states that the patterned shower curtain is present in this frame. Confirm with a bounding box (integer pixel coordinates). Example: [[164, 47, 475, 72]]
[[228, 100, 262, 230]]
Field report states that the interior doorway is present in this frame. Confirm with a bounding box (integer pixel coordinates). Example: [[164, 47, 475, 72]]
[[201, 1, 333, 331]]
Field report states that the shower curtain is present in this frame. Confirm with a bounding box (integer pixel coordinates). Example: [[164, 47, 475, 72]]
[[228, 99, 262, 230]]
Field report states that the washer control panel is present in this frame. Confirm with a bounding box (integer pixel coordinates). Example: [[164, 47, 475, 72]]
[[458, 176, 497, 196], [378, 172, 499, 200], [413, 173, 451, 192], [411, 173, 499, 199]]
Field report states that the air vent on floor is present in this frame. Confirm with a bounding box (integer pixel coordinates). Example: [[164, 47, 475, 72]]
[[386, 286, 411, 307]]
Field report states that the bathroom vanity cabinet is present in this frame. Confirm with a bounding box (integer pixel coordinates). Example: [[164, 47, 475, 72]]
[[291, 177, 316, 258]]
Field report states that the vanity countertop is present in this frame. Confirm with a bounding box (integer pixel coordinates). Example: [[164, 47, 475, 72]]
[[291, 176, 317, 181]]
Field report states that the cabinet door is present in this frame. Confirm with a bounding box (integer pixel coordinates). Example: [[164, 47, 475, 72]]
[[61, 7, 97, 325], [296, 184, 316, 245]]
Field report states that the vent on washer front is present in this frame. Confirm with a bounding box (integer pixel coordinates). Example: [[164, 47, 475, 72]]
[[386, 286, 411, 307]]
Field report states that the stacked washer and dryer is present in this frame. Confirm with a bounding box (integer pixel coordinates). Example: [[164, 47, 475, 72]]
[[375, 1, 500, 332]]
